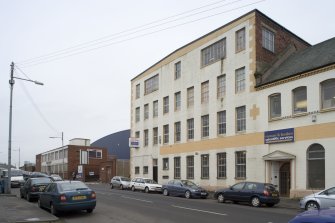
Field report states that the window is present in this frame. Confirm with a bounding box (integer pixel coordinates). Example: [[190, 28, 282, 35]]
[[135, 107, 140, 122], [144, 74, 159, 94], [153, 100, 158, 117], [201, 81, 209, 104], [144, 104, 149, 120], [201, 38, 226, 67], [307, 144, 325, 189], [201, 154, 209, 179], [135, 166, 140, 174], [175, 92, 181, 111], [187, 87, 194, 107], [163, 96, 169, 114], [235, 151, 246, 179], [135, 131, 140, 139], [236, 106, 246, 132], [186, 156, 194, 179], [175, 61, 181, 80], [144, 129, 149, 146], [217, 153, 226, 178], [187, 118, 194, 140], [143, 166, 148, 174], [217, 74, 226, 98], [236, 27, 245, 52], [88, 149, 102, 159], [235, 67, 245, 93], [174, 122, 181, 142], [293, 87, 307, 114], [321, 79, 335, 109], [174, 157, 181, 179], [201, 115, 209, 138], [163, 158, 169, 170], [153, 127, 158, 145], [163, 124, 169, 144], [262, 27, 275, 52], [269, 93, 281, 119], [136, 84, 140, 99], [217, 111, 226, 135]]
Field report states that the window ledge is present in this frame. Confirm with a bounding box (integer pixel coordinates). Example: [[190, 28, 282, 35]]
[[320, 107, 335, 113]]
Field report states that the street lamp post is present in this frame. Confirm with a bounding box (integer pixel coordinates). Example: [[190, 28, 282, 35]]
[[49, 132, 64, 178], [7, 62, 43, 194]]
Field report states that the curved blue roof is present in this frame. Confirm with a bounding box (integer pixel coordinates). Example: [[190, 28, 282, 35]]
[[91, 129, 130, 160]]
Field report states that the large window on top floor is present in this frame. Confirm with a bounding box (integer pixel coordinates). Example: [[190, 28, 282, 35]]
[[201, 38, 226, 67], [144, 74, 159, 95], [321, 79, 335, 109], [269, 93, 281, 119], [307, 144, 325, 189], [262, 27, 275, 52], [175, 61, 181, 80], [293, 87, 307, 114]]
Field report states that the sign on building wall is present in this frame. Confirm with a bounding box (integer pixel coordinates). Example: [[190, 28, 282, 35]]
[[264, 128, 295, 144], [129, 138, 140, 148]]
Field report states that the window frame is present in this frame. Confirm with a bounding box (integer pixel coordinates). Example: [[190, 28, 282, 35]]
[[217, 74, 226, 98], [235, 27, 246, 52], [235, 67, 245, 93], [201, 38, 226, 67], [201, 154, 209, 179], [236, 106, 246, 132], [163, 96, 169, 114], [262, 27, 275, 52], [201, 81, 209, 104], [217, 153, 227, 179], [293, 86, 307, 114], [187, 87, 194, 108], [269, 93, 281, 119], [174, 157, 181, 179], [163, 124, 169, 144], [321, 79, 335, 110], [175, 91, 181, 111], [163, 158, 169, 170], [187, 118, 194, 140], [217, 111, 226, 135], [201, 115, 209, 138], [144, 74, 159, 95], [174, 122, 181, 143], [175, 61, 181, 80], [235, 151, 246, 179], [186, 156, 194, 179]]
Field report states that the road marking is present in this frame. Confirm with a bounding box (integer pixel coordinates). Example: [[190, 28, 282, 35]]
[[121, 196, 153, 203], [172, 205, 227, 216]]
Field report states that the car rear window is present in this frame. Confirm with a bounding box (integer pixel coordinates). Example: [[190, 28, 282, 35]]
[[32, 178, 52, 184], [59, 181, 89, 192], [121, 177, 130, 181], [264, 184, 277, 191]]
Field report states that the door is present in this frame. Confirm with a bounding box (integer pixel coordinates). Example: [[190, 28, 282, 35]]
[[279, 162, 290, 197], [153, 166, 158, 182]]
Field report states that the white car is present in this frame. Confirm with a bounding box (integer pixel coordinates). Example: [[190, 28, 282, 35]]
[[300, 187, 335, 210], [130, 177, 162, 193]]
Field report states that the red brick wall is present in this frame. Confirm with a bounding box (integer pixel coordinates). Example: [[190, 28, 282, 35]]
[[35, 154, 41, 172]]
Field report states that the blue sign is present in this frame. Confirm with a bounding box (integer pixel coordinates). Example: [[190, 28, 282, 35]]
[[264, 128, 294, 144]]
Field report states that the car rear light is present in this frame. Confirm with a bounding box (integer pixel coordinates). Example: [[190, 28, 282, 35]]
[[263, 190, 270, 196], [60, 194, 67, 202], [31, 187, 36, 192], [91, 192, 96, 199]]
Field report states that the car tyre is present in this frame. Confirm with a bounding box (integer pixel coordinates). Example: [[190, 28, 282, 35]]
[[20, 192, 24, 199], [163, 189, 169, 196], [120, 184, 124, 190], [185, 190, 191, 199], [87, 209, 93, 213], [110, 183, 113, 189], [131, 186, 135, 192], [217, 193, 225, 203], [305, 201, 319, 210], [145, 187, 149, 193], [38, 199, 42, 209], [50, 203, 58, 216], [251, 197, 261, 207]]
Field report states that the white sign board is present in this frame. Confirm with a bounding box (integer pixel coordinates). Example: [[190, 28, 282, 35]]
[[78, 165, 83, 174], [129, 138, 140, 148]]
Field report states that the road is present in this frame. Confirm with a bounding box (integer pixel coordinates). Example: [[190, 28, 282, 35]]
[[13, 183, 299, 223]]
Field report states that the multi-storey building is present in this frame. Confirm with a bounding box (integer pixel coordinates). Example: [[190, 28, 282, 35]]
[[130, 9, 335, 198]]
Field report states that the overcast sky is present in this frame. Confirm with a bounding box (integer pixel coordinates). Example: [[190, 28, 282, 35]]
[[0, 0, 334, 166]]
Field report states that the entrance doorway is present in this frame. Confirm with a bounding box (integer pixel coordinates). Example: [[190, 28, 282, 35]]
[[279, 162, 290, 197], [153, 166, 158, 182]]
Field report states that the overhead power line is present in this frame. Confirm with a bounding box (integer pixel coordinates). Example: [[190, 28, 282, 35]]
[[17, 0, 264, 68]]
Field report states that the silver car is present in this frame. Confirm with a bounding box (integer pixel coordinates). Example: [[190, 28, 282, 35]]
[[300, 187, 335, 210], [110, 176, 131, 190]]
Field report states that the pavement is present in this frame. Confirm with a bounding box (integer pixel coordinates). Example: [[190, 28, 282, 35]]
[[0, 188, 300, 223]]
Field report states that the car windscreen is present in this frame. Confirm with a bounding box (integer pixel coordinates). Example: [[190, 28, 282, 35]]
[[144, 179, 157, 184], [32, 178, 52, 184], [121, 177, 130, 182], [59, 181, 89, 192]]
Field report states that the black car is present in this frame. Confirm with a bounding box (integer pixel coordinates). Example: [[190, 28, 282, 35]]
[[20, 177, 53, 202], [214, 181, 280, 207], [162, 180, 208, 199]]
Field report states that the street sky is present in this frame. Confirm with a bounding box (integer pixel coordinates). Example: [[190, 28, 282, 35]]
[[0, 0, 334, 166]]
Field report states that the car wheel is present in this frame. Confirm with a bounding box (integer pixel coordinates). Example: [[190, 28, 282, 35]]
[[27, 193, 31, 202], [110, 183, 113, 189], [38, 199, 42, 208], [251, 197, 261, 207], [266, 203, 275, 207], [305, 201, 319, 210], [145, 187, 149, 193], [185, 190, 191, 199], [217, 193, 225, 203], [131, 186, 135, 192], [120, 184, 124, 190], [20, 192, 24, 199], [163, 189, 169, 196], [50, 203, 58, 216], [87, 209, 93, 213]]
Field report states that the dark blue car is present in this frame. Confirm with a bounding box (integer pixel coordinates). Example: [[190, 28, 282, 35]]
[[288, 208, 335, 223], [162, 180, 208, 199], [38, 180, 96, 215], [213, 181, 280, 207]]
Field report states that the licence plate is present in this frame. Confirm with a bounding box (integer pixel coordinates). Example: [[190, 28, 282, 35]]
[[201, 192, 207, 196], [72, 195, 87, 200], [272, 193, 278, 197], [39, 186, 46, 192]]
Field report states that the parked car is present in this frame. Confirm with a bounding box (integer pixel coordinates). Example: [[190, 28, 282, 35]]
[[20, 177, 53, 202], [162, 180, 208, 199], [50, 174, 63, 181], [23, 172, 50, 181], [300, 186, 335, 210], [110, 176, 131, 190], [1, 168, 25, 187], [288, 208, 335, 223], [38, 180, 96, 215], [130, 177, 162, 193], [213, 181, 280, 207]]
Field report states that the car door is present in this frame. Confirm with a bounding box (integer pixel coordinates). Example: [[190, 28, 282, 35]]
[[319, 187, 335, 209], [21, 179, 30, 197], [241, 182, 258, 202], [226, 182, 245, 201], [175, 180, 185, 196], [40, 183, 53, 208]]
